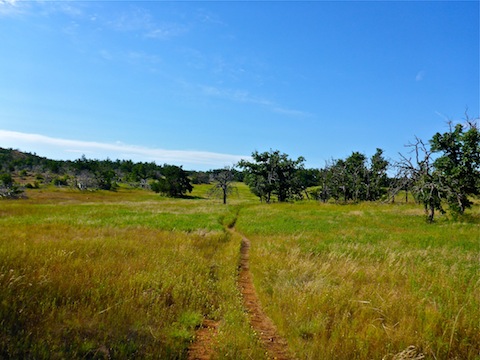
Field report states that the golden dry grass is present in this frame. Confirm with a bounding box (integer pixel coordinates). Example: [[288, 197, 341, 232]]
[[0, 187, 265, 359]]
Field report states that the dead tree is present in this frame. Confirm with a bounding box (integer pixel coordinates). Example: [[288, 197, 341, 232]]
[[396, 137, 444, 222], [208, 167, 236, 204]]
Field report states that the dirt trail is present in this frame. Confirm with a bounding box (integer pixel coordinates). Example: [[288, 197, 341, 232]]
[[187, 319, 219, 360], [238, 235, 294, 360], [187, 228, 293, 360]]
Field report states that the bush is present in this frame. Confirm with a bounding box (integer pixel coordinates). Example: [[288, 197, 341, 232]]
[[0, 173, 25, 199]]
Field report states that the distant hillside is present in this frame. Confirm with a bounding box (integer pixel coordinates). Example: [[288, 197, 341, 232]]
[[0, 147, 243, 190], [0, 147, 49, 171]]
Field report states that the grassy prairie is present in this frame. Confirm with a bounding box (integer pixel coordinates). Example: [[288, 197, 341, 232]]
[[236, 201, 480, 359], [0, 187, 265, 359], [1, 185, 479, 359]]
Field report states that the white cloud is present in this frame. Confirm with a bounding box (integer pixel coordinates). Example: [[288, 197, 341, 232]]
[[106, 7, 187, 40], [272, 107, 312, 117], [0, 0, 18, 6], [196, 84, 312, 117], [107, 7, 153, 32], [0, 130, 247, 170], [415, 70, 426, 81], [0, 0, 24, 16], [145, 23, 188, 40]]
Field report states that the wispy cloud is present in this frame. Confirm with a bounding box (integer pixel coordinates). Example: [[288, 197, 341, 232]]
[[98, 49, 162, 67], [107, 7, 188, 40], [415, 70, 426, 81], [106, 7, 153, 32], [2, 1, 187, 41], [434, 111, 450, 122], [145, 23, 188, 40], [0, 0, 25, 16], [272, 107, 312, 117], [198, 84, 313, 118], [0, 130, 247, 169]]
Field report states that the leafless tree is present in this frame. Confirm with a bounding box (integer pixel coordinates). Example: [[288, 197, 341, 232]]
[[395, 137, 444, 222], [208, 167, 236, 204]]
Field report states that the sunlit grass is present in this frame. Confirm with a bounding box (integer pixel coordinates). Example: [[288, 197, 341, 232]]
[[1, 186, 478, 359], [192, 182, 260, 204], [236, 201, 480, 359], [0, 187, 265, 359]]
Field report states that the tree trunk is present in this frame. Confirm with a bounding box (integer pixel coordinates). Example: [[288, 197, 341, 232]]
[[427, 202, 435, 223]]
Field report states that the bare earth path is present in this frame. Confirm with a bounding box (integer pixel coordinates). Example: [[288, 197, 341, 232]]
[[187, 319, 219, 360], [238, 234, 294, 360], [187, 229, 293, 360]]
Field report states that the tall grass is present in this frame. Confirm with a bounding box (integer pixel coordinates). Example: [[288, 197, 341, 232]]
[[0, 187, 265, 359], [2, 186, 478, 359], [236, 201, 480, 359]]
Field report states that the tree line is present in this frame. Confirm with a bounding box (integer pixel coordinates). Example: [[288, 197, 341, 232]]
[[1, 114, 478, 220], [0, 151, 199, 197], [238, 116, 479, 221]]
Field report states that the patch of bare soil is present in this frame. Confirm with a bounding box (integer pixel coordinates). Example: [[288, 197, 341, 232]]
[[187, 319, 219, 360], [238, 235, 294, 360], [187, 229, 294, 360]]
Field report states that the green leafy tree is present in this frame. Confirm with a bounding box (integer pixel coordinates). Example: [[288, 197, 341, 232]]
[[151, 164, 193, 198], [397, 115, 480, 221], [316, 166, 333, 203], [430, 118, 480, 214], [96, 169, 118, 191], [238, 150, 305, 202], [345, 152, 367, 202], [314, 150, 389, 203], [366, 148, 389, 201]]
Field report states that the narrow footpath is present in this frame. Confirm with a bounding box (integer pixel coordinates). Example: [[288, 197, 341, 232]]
[[237, 234, 294, 360], [187, 319, 219, 360], [187, 228, 294, 360]]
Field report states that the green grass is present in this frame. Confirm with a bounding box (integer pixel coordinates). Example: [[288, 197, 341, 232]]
[[0, 187, 265, 359], [1, 186, 478, 359], [236, 201, 480, 359]]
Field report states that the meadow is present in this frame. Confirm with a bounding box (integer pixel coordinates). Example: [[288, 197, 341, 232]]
[[0, 186, 265, 359], [236, 201, 480, 359], [0, 184, 478, 359]]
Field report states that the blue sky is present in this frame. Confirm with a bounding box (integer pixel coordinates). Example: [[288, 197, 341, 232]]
[[0, 0, 478, 170]]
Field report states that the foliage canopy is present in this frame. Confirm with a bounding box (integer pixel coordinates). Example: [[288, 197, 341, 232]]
[[151, 164, 193, 198], [238, 149, 305, 203]]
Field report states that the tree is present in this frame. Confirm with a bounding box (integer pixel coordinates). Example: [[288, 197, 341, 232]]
[[396, 137, 445, 222], [151, 164, 193, 198], [96, 168, 118, 191], [190, 171, 211, 185], [0, 173, 24, 199], [329, 159, 348, 202], [430, 117, 480, 214], [388, 171, 412, 204], [397, 115, 480, 221], [366, 148, 389, 201], [297, 168, 320, 199], [313, 150, 389, 204], [75, 170, 99, 191], [317, 165, 333, 203], [345, 152, 367, 202], [238, 150, 305, 203], [208, 167, 236, 204]]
